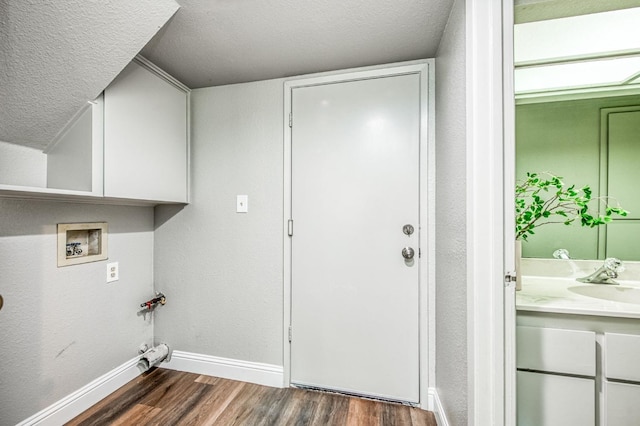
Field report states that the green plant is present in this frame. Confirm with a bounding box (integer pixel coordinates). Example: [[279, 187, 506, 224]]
[[515, 172, 628, 241]]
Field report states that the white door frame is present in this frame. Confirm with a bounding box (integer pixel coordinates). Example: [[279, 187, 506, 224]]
[[466, 0, 515, 425], [502, 0, 517, 424], [283, 60, 435, 409]]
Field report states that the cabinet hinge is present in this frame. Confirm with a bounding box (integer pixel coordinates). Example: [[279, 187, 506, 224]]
[[289, 112, 292, 128], [288, 326, 292, 342], [288, 219, 293, 237]]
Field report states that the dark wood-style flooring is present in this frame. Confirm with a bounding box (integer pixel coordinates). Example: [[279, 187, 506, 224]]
[[66, 368, 437, 425]]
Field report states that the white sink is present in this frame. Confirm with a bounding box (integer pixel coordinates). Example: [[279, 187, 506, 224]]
[[569, 285, 640, 304]]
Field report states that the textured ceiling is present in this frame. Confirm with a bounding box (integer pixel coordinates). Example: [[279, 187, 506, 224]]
[[141, 0, 455, 89], [0, 0, 179, 149], [1, 0, 453, 150]]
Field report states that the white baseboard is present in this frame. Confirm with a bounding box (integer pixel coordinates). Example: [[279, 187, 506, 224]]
[[162, 350, 284, 388], [17, 357, 142, 426], [428, 387, 450, 426]]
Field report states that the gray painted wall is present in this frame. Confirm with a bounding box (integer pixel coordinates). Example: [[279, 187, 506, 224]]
[[153, 79, 285, 365], [434, 0, 468, 424], [0, 55, 470, 423], [0, 199, 154, 425], [153, 62, 432, 370]]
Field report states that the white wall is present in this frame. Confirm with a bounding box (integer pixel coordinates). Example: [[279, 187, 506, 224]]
[[0, 199, 154, 425], [0, 141, 47, 187], [434, 0, 467, 424], [153, 79, 285, 365]]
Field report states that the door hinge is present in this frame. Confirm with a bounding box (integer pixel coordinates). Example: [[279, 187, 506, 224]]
[[288, 326, 292, 342], [419, 247, 421, 258], [289, 112, 292, 128], [288, 219, 293, 237], [505, 272, 517, 285]]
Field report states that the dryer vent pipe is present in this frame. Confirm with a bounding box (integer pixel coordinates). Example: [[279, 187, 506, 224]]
[[138, 343, 171, 371]]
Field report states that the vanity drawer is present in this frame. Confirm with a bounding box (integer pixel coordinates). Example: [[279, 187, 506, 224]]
[[605, 333, 640, 382], [517, 326, 596, 376], [605, 381, 640, 426]]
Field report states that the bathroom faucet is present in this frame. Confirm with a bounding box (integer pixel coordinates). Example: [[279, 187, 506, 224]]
[[577, 258, 624, 285], [553, 249, 570, 259]]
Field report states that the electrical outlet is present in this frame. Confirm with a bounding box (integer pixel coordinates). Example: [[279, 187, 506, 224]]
[[107, 262, 119, 283]]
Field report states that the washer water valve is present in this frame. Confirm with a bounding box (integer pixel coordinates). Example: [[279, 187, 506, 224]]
[[140, 292, 166, 311]]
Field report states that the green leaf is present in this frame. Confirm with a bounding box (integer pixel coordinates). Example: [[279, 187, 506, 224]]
[[514, 171, 629, 242]]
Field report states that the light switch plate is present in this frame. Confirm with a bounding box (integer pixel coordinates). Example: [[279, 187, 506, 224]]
[[107, 262, 119, 283], [236, 195, 248, 213]]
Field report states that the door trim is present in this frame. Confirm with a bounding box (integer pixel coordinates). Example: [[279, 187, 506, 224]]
[[503, 0, 517, 423], [467, 0, 512, 424], [282, 60, 434, 409]]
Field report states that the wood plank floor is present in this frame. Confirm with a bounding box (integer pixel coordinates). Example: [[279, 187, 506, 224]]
[[66, 368, 437, 426]]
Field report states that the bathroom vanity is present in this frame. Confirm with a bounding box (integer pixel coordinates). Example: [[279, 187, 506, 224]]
[[516, 260, 640, 426]]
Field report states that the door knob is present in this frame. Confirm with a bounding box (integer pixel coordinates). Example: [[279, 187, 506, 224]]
[[402, 247, 415, 260]]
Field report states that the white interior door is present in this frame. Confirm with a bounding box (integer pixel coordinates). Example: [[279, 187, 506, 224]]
[[290, 73, 421, 403]]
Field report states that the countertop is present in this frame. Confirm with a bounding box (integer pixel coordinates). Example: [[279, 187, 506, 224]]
[[516, 276, 640, 319]]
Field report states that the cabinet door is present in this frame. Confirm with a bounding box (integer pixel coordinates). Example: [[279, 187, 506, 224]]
[[517, 371, 595, 426], [606, 381, 640, 426], [605, 333, 640, 382], [104, 61, 188, 202]]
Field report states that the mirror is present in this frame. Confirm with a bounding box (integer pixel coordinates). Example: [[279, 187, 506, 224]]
[[515, 3, 640, 261]]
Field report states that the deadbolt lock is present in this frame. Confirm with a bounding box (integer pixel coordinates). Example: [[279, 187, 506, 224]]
[[403, 224, 414, 236]]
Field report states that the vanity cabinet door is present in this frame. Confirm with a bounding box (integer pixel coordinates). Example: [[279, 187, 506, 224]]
[[517, 371, 595, 426], [104, 60, 188, 203], [605, 333, 640, 382], [605, 381, 640, 426]]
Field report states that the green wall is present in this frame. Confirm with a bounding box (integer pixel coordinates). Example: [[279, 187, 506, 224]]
[[516, 94, 640, 260]]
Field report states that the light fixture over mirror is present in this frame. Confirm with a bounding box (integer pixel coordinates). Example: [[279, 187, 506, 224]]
[[515, 7, 640, 98]]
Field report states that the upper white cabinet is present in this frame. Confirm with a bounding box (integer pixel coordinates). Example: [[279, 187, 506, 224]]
[[0, 98, 104, 200], [0, 57, 189, 205], [104, 58, 189, 203]]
